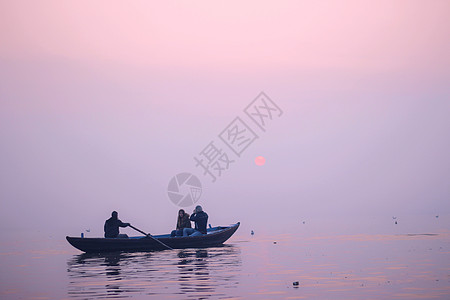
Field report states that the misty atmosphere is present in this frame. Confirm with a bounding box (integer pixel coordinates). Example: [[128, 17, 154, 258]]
[[1, 1, 449, 299]]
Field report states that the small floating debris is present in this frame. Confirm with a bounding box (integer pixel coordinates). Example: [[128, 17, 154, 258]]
[[302, 221, 306, 224], [273, 241, 277, 244], [436, 215, 439, 218], [405, 233, 438, 236], [293, 281, 299, 286], [395, 221, 398, 225], [251, 230, 254, 235]]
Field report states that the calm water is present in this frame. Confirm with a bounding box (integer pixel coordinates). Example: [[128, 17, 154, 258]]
[[1, 216, 450, 299]]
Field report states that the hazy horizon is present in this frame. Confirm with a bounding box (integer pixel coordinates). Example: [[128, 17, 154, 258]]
[[1, 0, 449, 238]]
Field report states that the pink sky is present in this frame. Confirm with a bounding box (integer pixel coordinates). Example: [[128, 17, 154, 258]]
[[2, 1, 448, 71], [0, 1, 449, 236]]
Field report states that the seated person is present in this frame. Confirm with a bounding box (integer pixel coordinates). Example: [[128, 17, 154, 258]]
[[104, 211, 130, 238], [171, 209, 192, 237], [183, 205, 208, 237]]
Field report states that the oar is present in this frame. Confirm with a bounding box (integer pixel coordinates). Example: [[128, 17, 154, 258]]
[[129, 225, 174, 250]]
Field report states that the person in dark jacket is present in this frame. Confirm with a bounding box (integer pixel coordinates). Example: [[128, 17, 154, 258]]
[[170, 209, 192, 237], [104, 211, 130, 238], [183, 205, 208, 237]]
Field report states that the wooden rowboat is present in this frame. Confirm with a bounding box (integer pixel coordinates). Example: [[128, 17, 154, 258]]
[[66, 222, 240, 253]]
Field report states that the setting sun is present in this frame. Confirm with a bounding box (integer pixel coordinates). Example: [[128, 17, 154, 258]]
[[255, 156, 266, 166]]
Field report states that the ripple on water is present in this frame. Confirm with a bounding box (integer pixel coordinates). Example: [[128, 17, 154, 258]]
[[67, 245, 242, 299]]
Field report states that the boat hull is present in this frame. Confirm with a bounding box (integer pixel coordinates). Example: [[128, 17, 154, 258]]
[[66, 222, 240, 253]]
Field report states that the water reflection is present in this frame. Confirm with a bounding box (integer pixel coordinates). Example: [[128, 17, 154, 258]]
[[177, 250, 212, 296], [67, 245, 241, 299]]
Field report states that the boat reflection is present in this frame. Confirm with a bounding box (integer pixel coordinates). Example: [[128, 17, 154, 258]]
[[67, 245, 241, 299], [177, 249, 212, 295]]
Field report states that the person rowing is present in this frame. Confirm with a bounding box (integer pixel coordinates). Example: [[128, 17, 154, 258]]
[[104, 211, 130, 238]]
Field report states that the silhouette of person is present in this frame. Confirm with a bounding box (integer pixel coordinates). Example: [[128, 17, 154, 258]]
[[171, 209, 192, 237], [104, 211, 130, 238], [183, 206, 208, 237]]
